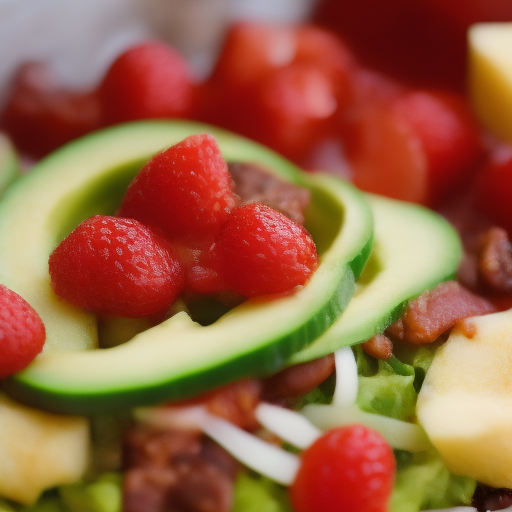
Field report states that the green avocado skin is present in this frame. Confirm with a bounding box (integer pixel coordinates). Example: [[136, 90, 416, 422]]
[[0, 133, 20, 197], [0, 120, 374, 414], [291, 193, 463, 364]]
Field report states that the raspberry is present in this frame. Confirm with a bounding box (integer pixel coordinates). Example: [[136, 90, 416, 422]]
[[49, 215, 185, 318], [215, 203, 318, 297], [0, 284, 45, 378], [291, 425, 395, 512], [118, 134, 237, 241], [98, 40, 196, 124]]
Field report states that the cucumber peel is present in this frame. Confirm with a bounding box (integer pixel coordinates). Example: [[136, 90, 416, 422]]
[[291, 194, 463, 364], [0, 121, 374, 414]]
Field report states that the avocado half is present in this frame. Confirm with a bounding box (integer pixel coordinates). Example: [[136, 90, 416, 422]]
[[0, 120, 374, 414]]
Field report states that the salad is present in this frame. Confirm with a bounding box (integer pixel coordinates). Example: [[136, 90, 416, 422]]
[[1, 2, 512, 512]]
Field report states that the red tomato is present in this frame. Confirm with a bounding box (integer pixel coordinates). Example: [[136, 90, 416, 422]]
[[474, 146, 512, 233], [342, 101, 429, 203], [0, 62, 101, 159], [98, 41, 197, 125], [291, 425, 395, 512]]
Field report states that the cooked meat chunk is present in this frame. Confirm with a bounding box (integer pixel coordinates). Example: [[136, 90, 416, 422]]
[[477, 227, 512, 293], [386, 281, 496, 344], [362, 333, 393, 359], [123, 426, 239, 512], [473, 485, 512, 511], [204, 379, 262, 431], [262, 354, 335, 400], [229, 162, 310, 225]]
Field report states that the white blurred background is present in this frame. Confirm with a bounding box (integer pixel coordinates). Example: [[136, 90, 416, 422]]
[[0, 0, 317, 101]]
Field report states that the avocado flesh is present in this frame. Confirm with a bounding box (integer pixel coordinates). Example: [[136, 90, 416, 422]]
[[0, 120, 374, 414], [291, 194, 463, 363], [0, 133, 19, 198]]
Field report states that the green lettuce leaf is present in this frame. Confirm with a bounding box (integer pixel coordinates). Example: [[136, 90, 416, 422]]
[[232, 473, 292, 512], [391, 451, 476, 512], [354, 346, 417, 421]]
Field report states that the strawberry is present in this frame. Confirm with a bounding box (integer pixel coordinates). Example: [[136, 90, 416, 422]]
[[118, 133, 237, 242], [0, 284, 45, 378], [49, 215, 185, 318], [215, 203, 319, 297], [291, 425, 395, 512], [98, 40, 197, 124]]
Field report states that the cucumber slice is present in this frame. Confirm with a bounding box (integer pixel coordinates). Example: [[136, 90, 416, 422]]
[[0, 121, 374, 414], [290, 193, 463, 364], [0, 133, 20, 197]]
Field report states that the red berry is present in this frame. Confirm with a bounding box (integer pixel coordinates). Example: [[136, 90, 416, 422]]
[[98, 40, 196, 124], [0, 62, 101, 159], [474, 146, 512, 233], [118, 134, 237, 241], [0, 284, 45, 378], [291, 425, 395, 512], [253, 64, 338, 161], [49, 215, 185, 318], [390, 90, 484, 205], [215, 203, 318, 297]]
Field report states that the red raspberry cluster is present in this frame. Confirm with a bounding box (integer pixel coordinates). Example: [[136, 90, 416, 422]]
[[49, 134, 319, 319]]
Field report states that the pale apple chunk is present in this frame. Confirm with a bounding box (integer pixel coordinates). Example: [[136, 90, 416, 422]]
[[417, 309, 512, 488], [0, 394, 89, 504], [469, 23, 512, 143]]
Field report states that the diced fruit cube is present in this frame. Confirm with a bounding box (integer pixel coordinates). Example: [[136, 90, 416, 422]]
[[118, 133, 236, 241], [0, 283, 45, 378], [215, 203, 318, 297], [417, 308, 512, 488], [291, 425, 395, 512], [469, 22, 512, 143], [98, 41, 197, 124], [49, 215, 185, 318], [0, 394, 89, 505]]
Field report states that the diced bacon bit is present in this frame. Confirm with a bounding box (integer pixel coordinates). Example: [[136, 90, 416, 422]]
[[362, 333, 394, 360], [472, 484, 512, 512], [477, 227, 512, 294], [123, 426, 238, 512], [261, 354, 335, 401], [229, 162, 311, 225], [386, 281, 497, 344], [204, 379, 262, 431], [457, 319, 478, 339]]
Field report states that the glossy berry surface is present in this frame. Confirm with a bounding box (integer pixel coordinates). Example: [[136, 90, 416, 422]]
[[49, 215, 185, 318], [98, 40, 196, 124], [0, 284, 46, 378], [291, 425, 395, 512], [118, 133, 237, 241], [215, 203, 318, 297]]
